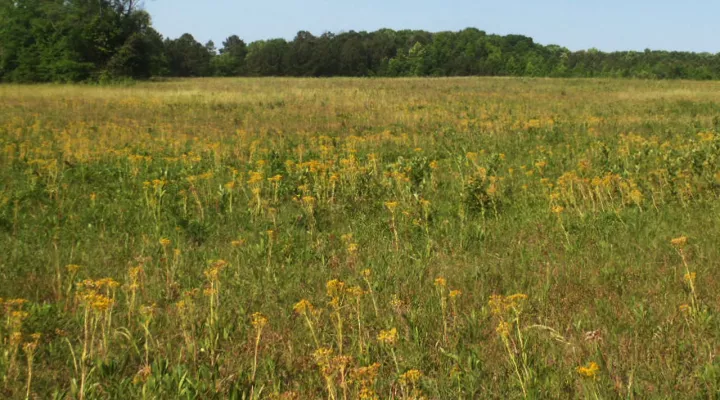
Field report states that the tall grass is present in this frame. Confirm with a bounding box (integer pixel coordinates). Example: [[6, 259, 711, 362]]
[[0, 77, 719, 398]]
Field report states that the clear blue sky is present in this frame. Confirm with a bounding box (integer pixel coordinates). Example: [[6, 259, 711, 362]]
[[144, 0, 717, 53]]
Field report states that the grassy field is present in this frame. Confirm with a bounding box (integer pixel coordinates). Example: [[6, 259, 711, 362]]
[[1, 77, 720, 399]]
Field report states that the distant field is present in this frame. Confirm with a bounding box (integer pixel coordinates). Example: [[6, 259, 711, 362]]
[[1, 77, 720, 399]]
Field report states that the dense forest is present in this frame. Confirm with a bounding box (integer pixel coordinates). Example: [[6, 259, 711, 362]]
[[2, 0, 720, 82]]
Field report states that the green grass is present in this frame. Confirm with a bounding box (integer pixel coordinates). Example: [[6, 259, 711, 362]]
[[0, 77, 719, 399]]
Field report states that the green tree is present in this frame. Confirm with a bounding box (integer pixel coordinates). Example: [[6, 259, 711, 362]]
[[245, 39, 288, 76], [164, 33, 213, 77], [213, 35, 247, 76]]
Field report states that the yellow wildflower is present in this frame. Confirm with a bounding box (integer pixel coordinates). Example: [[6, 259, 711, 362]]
[[326, 279, 346, 297], [293, 299, 313, 315], [496, 321, 511, 337], [684, 272, 696, 286], [507, 293, 528, 302], [671, 236, 688, 248], [377, 328, 398, 346], [251, 312, 268, 329], [247, 171, 264, 185], [399, 369, 423, 385], [313, 347, 333, 365], [384, 201, 398, 212], [65, 264, 81, 274], [576, 362, 600, 379]]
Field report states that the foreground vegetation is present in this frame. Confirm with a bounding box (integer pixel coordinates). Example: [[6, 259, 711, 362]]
[[1, 77, 720, 398]]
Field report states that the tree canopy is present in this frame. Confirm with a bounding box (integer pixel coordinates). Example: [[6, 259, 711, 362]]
[[2, 2, 720, 82]]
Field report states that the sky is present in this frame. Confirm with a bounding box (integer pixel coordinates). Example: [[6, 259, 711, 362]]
[[144, 0, 718, 53]]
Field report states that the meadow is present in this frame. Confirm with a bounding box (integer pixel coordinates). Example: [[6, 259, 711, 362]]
[[1, 77, 720, 399]]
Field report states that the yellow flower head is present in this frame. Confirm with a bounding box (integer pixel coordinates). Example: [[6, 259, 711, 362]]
[[204, 268, 220, 282], [326, 279, 346, 297], [313, 347, 333, 365], [384, 201, 399, 213], [377, 328, 398, 346], [361, 269, 372, 278], [293, 299, 313, 315], [10, 331, 23, 346], [351, 362, 381, 384], [507, 293, 528, 302], [496, 321, 511, 337], [251, 312, 268, 329], [332, 355, 353, 370], [175, 300, 188, 312], [5, 298, 27, 310], [449, 289, 462, 299], [346, 286, 365, 297], [89, 294, 114, 312], [204, 260, 228, 282], [247, 171, 264, 185], [65, 264, 81, 274], [577, 362, 600, 379], [390, 294, 404, 312], [434, 277, 447, 288], [129, 265, 144, 282], [671, 236, 688, 248], [488, 294, 506, 315], [159, 238, 171, 247], [399, 369, 423, 385], [683, 272, 696, 286], [96, 278, 120, 289]]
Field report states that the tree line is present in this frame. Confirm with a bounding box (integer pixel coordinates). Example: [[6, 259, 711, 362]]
[[2, 1, 720, 82]]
